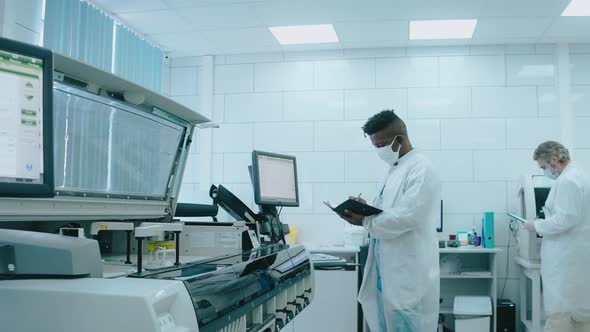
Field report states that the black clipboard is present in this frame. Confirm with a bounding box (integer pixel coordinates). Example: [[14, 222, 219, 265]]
[[323, 199, 383, 217]]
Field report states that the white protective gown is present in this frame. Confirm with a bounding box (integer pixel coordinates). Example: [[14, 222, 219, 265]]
[[359, 150, 441, 332], [533, 162, 590, 323]]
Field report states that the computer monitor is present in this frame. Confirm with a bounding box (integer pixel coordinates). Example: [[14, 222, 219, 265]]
[[0, 37, 53, 197], [251, 150, 299, 207]]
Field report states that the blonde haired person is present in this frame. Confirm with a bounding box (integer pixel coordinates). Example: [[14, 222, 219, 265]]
[[524, 141, 590, 332]]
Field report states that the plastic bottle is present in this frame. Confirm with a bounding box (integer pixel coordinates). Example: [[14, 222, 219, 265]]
[[472, 226, 481, 246]]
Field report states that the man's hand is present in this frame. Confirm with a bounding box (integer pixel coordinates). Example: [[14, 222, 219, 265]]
[[339, 209, 365, 226], [349, 196, 367, 205], [524, 220, 537, 232]]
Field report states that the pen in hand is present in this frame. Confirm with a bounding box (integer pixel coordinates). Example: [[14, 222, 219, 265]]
[[350, 193, 364, 203]]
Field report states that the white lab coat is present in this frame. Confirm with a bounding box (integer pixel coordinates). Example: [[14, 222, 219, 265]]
[[359, 150, 440, 332], [534, 162, 590, 322]]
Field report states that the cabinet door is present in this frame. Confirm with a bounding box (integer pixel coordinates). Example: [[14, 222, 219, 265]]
[[294, 270, 358, 332]]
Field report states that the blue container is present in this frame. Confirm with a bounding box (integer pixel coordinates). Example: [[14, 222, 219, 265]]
[[482, 212, 494, 248]]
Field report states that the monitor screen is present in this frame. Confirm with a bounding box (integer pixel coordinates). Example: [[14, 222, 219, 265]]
[[251, 151, 299, 207], [0, 37, 53, 197]]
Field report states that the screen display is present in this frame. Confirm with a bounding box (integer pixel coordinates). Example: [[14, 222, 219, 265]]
[[257, 154, 297, 204], [0, 49, 45, 185]]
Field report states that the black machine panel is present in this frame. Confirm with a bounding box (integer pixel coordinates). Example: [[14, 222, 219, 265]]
[[534, 187, 551, 219], [183, 265, 245, 327], [231, 258, 275, 303], [133, 245, 312, 331], [266, 246, 296, 284]]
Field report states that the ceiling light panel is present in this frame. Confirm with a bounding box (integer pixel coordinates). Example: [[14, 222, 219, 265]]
[[562, 0, 590, 16], [410, 19, 478, 40], [269, 24, 339, 45]]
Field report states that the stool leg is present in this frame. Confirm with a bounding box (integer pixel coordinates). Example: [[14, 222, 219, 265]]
[[174, 232, 181, 266], [136, 238, 143, 274], [125, 231, 132, 264]]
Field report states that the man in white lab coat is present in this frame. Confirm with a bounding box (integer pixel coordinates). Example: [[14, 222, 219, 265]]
[[340, 110, 440, 332], [525, 141, 590, 332]]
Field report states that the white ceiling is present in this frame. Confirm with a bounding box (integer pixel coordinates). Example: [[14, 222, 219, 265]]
[[90, 0, 590, 57]]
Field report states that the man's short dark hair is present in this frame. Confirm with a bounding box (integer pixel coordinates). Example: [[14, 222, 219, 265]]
[[362, 110, 405, 135]]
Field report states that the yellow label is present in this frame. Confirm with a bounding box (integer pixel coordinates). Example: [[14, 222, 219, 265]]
[[100, 225, 107, 231], [147, 242, 175, 252]]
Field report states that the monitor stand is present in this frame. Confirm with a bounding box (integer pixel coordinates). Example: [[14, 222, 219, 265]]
[[259, 205, 288, 245]]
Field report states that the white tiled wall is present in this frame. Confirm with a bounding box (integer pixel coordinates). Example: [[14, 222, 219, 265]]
[[170, 43, 590, 311], [0, 0, 43, 45], [376, 57, 438, 88], [506, 118, 559, 149], [569, 54, 590, 85], [209, 123, 252, 153], [254, 62, 314, 91], [225, 92, 283, 123], [313, 121, 368, 151], [296, 152, 346, 183], [441, 119, 506, 149], [439, 55, 505, 87], [405, 119, 442, 149], [170, 66, 199, 96], [472, 87, 538, 118], [214, 64, 254, 93], [284, 91, 344, 121], [344, 89, 407, 120], [506, 54, 556, 86], [314, 59, 375, 90], [253, 122, 315, 152], [408, 88, 471, 118]]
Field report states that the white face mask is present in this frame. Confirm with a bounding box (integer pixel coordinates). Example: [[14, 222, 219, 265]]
[[376, 136, 400, 165], [544, 168, 558, 180]]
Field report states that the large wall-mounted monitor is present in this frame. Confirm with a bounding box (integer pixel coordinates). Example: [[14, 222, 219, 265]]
[[0, 37, 53, 197], [251, 150, 299, 207]]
